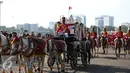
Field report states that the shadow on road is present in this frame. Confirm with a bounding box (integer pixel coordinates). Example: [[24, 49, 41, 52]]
[[73, 64, 130, 73], [95, 56, 118, 60]]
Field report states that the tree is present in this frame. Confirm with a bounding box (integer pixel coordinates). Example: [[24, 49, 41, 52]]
[[89, 25, 102, 35], [121, 25, 128, 33], [105, 26, 115, 31]]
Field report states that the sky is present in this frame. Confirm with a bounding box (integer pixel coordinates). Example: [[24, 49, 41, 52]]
[[1, 0, 130, 28]]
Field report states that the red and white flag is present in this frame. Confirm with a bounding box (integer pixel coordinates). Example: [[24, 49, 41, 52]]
[[69, 6, 72, 10]]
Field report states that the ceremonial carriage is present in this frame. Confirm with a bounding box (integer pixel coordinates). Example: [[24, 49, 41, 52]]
[[51, 15, 89, 69]]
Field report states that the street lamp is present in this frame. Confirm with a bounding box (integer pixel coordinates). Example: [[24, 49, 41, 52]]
[[0, 1, 3, 31]]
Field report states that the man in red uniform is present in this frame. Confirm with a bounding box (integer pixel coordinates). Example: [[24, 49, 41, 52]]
[[86, 28, 91, 39], [56, 22, 67, 36], [115, 26, 123, 46], [101, 27, 108, 41], [90, 27, 97, 40]]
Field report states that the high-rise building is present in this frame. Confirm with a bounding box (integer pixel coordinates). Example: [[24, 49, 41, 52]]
[[17, 24, 24, 30], [95, 17, 104, 28], [49, 21, 55, 29], [30, 24, 38, 33], [103, 15, 114, 26], [95, 15, 114, 28], [17, 23, 38, 33], [23, 23, 31, 32], [74, 15, 86, 26]]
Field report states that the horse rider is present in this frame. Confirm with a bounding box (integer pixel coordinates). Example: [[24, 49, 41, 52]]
[[85, 28, 91, 64], [10, 32, 19, 55], [23, 30, 29, 38], [10, 32, 19, 45], [86, 28, 91, 40], [115, 26, 123, 46], [37, 33, 42, 39], [90, 27, 97, 41], [101, 27, 108, 42]]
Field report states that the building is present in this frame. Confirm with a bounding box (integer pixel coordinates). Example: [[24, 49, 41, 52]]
[[49, 21, 55, 29], [95, 15, 114, 28], [16, 24, 24, 30], [23, 23, 31, 32], [16, 23, 38, 33], [103, 15, 114, 26], [121, 22, 130, 30], [30, 24, 38, 33], [95, 17, 104, 28], [74, 15, 86, 26]]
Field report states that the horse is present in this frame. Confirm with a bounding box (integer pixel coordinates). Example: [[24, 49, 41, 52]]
[[0, 32, 11, 64], [14, 36, 48, 73], [47, 39, 67, 73], [123, 37, 130, 57], [90, 37, 98, 57], [114, 37, 123, 58], [100, 36, 108, 54]]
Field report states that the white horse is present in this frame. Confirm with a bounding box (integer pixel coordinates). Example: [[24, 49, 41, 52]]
[[0, 32, 10, 64], [15, 37, 48, 73], [47, 39, 67, 73]]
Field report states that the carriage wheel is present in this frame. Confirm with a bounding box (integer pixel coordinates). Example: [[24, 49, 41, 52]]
[[81, 52, 88, 67], [70, 51, 77, 69]]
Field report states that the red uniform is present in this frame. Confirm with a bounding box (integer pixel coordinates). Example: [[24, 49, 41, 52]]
[[115, 31, 123, 38], [101, 31, 108, 38], [90, 32, 97, 39], [11, 35, 19, 44], [56, 24, 67, 33]]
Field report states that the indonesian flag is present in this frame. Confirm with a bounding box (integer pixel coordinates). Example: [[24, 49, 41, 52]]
[[69, 6, 72, 10]]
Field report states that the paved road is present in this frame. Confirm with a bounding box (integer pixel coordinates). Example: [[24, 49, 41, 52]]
[[0, 48, 130, 73]]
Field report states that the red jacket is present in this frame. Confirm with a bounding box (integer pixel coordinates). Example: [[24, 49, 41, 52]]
[[116, 31, 123, 38], [90, 32, 97, 39], [101, 31, 108, 38]]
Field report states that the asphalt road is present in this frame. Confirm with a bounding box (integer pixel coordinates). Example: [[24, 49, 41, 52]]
[[0, 48, 130, 73]]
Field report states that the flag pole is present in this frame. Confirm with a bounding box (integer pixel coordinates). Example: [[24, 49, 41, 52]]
[[68, 9, 70, 18]]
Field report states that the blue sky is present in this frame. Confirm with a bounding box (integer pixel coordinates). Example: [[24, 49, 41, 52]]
[[1, 0, 130, 28]]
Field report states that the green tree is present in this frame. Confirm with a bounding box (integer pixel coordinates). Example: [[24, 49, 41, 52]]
[[90, 25, 102, 35], [105, 26, 115, 31], [121, 25, 128, 33]]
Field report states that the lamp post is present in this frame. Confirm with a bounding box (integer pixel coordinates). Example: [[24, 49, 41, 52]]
[[0, 1, 3, 31]]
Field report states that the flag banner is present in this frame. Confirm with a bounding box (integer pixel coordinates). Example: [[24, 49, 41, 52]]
[[69, 6, 72, 10]]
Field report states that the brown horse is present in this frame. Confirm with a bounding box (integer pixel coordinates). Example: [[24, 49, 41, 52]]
[[123, 38, 130, 56], [100, 36, 108, 54], [0, 33, 11, 64], [47, 39, 67, 73], [14, 37, 48, 73], [91, 38, 98, 57], [114, 37, 123, 58]]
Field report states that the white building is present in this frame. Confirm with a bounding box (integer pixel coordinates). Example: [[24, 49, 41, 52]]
[[49, 21, 55, 29], [30, 24, 38, 33], [17, 23, 38, 33], [95, 15, 114, 28], [17, 24, 24, 30], [74, 15, 86, 26]]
